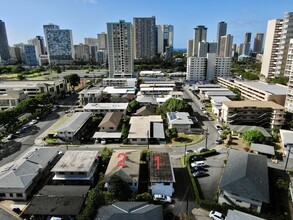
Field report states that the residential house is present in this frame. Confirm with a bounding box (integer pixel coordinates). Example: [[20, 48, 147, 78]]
[[210, 96, 231, 116], [250, 143, 275, 158], [99, 112, 123, 132], [135, 106, 155, 116], [95, 202, 163, 220], [0, 147, 60, 200], [149, 152, 175, 196], [83, 103, 128, 115], [218, 150, 269, 213], [23, 185, 90, 218], [167, 112, 194, 133], [51, 150, 99, 182], [128, 115, 165, 144], [221, 101, 285, 128], [55, 112, 92, 143], [229, 125, 272, 141], [104, 150, 141, 193], [226, 209, 265, 220]]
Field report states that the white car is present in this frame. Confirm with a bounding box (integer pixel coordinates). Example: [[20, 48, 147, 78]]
[[190, 161, 205, 167], [153, 194, 172, 203], [186, 149, 197, 154], [101, 139, 106, 144], [209, 210, 225, 220], [29, 119, 38, 125]]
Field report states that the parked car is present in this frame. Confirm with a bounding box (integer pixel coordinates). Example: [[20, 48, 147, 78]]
[[191, 166, 207, 172], [209, 210, 226, 220], [153, 194, 172, 203], [29, 119, 38, 125], [214, 124, 222, 130], [7, 134, 14, 140], [215, 138, 223, 144], [202, 110, 208, 114], [218, 129, 223, 134], [190, 155, 206, 162], [101, 139, 106, 144], [186, 149, 197, 154], [190, 161, 205, 167], [192, 170, 207, 178], [15, 128, 24, 134], [200, 107, 205, 111]]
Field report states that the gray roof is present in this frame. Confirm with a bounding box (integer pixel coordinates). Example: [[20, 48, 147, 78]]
[[0, 208, 18, 220], [135, 105, 155, 116], [95, 202, 163, 220], [205, 91, 236, 96], [56, 112, 92, 133], [24, 185, 90, 216], [251, 143, 275, 156], [241, 81, 288, 95], [153, 122, 165, 139], [0, 147, 59, 189], [167, 112, 194, 125], [150, 152, 175, 183], [136, 95, 156, 104], [230, 125, 272, 138], [104, 150, 141, 183], [220, 150, 269, 203], [280, 129, 293, 145], [226, 209, 265, 220]]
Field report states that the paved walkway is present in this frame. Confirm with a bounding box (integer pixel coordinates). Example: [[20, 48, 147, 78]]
[[192, 208, 210, 219]]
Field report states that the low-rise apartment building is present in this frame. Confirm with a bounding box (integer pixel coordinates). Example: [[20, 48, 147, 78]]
[[221, 101, 285, 128], [217, 77, 288, 106], [0, 89, 28, 110], [167, 112, 194, 133], [0, 79, 66, 98], [83, 103, 128, 115], [51, 150, 99, 182], [102, 78, 137, 87], [78, 85, 103, 106]]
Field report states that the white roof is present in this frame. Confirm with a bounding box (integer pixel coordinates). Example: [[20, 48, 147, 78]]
[[51, 151, 98, 172], [83, 103, 128, 110], [92, 132, 122, 139], [240, 81, 288, 95], [128, 116, 163, 139], [103, 86, 136, 94], [167, 112, 194, 125], [210, 96, 231, 102], [140, 87, 173, 91]]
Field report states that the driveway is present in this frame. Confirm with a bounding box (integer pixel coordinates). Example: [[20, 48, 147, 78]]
[[196, 147, 228, 201]]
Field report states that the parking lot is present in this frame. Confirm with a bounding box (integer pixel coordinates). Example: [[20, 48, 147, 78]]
[[190, 148, 228, 202]]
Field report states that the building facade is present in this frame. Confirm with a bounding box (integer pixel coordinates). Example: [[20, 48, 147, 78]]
[[23, 44, 38, 66], [221, 101, 285, 128], [217, 21, 227, 55], [186, 57, 207, 81], [74, 43, 90, 62], [0, 20, 10, 63], [107, 20, 134, 78], [157, 24, 173, 54], [0, 89, 28, 110], [192, 25, 207, 57], [133, 16, 156, 60], [44, 24, 74, 65], [28, 36, 46, 57], [253, 33, 264, 54], [97, 32, 107, 50], [285, 39, 293, 112], [219, 34, 233, 57]]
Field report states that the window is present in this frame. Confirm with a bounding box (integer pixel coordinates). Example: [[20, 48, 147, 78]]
[[110, 127, 113, 129], [59, 172, 65, 175], [9, 193, 13, 197], [164, 183, 170, 186], [0, 193, 5, 197], [79, 172, 85, 175], [132, 139, 137, 141], [16, 193, 22, 198], [70, 172, 75, 175]]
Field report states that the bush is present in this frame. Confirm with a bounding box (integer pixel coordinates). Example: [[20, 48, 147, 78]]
[[131, 192, 152, 202]]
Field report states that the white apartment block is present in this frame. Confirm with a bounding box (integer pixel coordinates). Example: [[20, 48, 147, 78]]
[[186, 57, 206, 81], [215, 57, 232, 78], [83, 103, 128, 115], [285, 39, 293, 112], [107, 20, 133, 78], [221, 101, 285, 128], [0, 89, 28, 110], [102, 78, 137, 87], [78, 86, 103, 106], [261, 12, 293, 78], [217, 77, 288, 106], [219, 34, 233, 57]]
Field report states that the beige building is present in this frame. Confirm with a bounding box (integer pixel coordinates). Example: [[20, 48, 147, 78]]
[[285, 39, 293, 112], [217, 77, 288, 106], [221, 101, 285, 128], [0, 89, 28, 110]]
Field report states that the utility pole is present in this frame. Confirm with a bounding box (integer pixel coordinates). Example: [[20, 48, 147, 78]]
[[285, 144, 293, 170], [147, 130, 149, 150], [184, 142, 187, 166], [205, 127, 209, 150]]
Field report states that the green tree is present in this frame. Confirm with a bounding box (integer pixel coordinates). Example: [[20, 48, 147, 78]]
[[65, 74, 80, 90], [109, 175, 132, 201], [131, 192, 152, 202], [161, 98, 193, 114], [17, 74, 26, 80], [127, 100, 140, 113], [166, 128, 178, 139], [275, 179, 289, 192], [100, 147, 113, 166], [284, 112, 293, 129], [56, 65, 62, 73], [11, 65, 25, 73], [267, 76, 289, 86], [242, 130, 265, 144]]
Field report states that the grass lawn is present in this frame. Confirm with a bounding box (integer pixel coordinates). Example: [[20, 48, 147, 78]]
[[171, 133, 205, 146]]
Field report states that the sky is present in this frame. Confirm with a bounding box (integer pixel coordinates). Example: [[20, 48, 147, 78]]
[[0, 0, 293, 48]]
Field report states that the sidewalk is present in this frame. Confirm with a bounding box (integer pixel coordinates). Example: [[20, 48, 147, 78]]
[[192, 207, 210, 219]]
